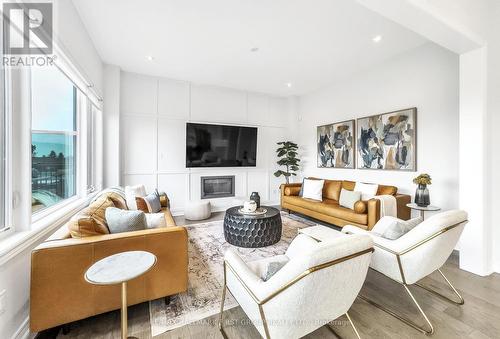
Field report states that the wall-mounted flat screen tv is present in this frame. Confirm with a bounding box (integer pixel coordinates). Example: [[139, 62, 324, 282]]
[[186, 123, 257, 167]]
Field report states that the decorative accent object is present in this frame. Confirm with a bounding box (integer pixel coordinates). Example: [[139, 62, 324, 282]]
[[317, 119, 355, 168], [357, 108, 416, 170], [238, 207, 268, 215], [250, 191, 261, 208], [273, 141, 300, 184], [413, 173, 431, 207], [224, 206, 282, 248], [149, 213, 314, 336], [242, 200, 257, 213]]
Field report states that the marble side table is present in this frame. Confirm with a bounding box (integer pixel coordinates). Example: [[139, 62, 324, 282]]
[[406, 203, 441, 220], [85, 251, 157, 339]]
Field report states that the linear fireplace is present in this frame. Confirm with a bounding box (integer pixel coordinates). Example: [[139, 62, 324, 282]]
[[200, 176, 235, 199]]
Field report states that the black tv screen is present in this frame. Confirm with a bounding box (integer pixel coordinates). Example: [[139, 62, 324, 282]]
[[186, 123, 257, 167]]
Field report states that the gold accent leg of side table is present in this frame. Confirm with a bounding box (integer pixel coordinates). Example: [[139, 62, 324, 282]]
[[121, 281, 128, 339]]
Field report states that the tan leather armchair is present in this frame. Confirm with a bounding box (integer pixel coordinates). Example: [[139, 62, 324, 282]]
[[30, 212, 188, 332], [280, 179, 411, 230]]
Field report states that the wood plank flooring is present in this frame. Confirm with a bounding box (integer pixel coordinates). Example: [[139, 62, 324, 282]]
[[51, 212, 500, 339]]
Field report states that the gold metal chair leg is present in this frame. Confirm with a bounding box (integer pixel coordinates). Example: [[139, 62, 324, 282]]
[[345, 312, 361, 339], [415, 269, 465, 305], [359, 283, 434, 336]]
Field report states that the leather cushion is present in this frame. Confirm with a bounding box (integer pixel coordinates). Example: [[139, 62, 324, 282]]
[[282, 196, 367, 224], [377, 185, 398, 196], [354, 200, 367, 214], [323, 180, 342, 201], [67, 196, 114, 238], [284, 186, 301, 196]]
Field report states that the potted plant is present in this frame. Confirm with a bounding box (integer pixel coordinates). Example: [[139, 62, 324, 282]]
[[413, 173, 432, 207], [273, 141, 300, 184]]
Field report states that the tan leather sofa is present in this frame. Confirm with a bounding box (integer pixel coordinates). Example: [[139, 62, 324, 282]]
[[30, 201, 188, 332], [281, 179, 411, 230]]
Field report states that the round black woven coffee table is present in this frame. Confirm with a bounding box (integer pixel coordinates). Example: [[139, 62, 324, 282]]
[[223, 206, 282, 248]]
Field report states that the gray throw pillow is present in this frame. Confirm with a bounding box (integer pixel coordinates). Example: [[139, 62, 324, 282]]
[[261, 255, 290, 281], [339, 188, 361, 210], [380, 217, 423, 240], [105, 207, 147, 234]]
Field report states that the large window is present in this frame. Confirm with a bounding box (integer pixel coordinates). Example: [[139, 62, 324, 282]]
[[31, 68, 77, 214]]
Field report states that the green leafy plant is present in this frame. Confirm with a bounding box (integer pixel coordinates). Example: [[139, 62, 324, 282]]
[[273, 141, 300, 184], [413, 173, 432, 185]]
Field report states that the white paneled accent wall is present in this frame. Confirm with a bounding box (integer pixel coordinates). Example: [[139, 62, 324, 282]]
[[120, 71, 294, 215]]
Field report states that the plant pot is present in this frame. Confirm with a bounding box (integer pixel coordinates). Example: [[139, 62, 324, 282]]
[[415, 184, 430, 207]]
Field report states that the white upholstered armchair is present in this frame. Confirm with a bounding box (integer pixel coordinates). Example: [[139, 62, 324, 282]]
[[342, 210, 468, 335], [219, 233, 374, 339]]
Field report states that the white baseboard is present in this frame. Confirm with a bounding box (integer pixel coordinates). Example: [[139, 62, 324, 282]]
[[170, 200, 280, 217]]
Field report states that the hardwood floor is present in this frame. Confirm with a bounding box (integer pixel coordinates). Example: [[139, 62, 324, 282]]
[[51, 212, 500, 339]]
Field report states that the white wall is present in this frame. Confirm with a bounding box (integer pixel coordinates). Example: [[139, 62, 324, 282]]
[[297, 43, 459, 217], [119, 72, 296, 215]]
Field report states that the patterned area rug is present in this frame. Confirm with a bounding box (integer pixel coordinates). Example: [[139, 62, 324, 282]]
[[149, 212, 315, 336]]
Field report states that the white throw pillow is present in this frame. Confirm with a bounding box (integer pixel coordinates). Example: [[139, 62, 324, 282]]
[[145, 213, 167, 229], [372, 216, 423, 240], [125, 185, 147, 210], [339, 189, 361, 210], [354, 182, 379, 200], [302, 179, 324, 201]]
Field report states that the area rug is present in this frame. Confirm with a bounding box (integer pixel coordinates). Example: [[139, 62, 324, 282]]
[[149, 212, 316, 336]]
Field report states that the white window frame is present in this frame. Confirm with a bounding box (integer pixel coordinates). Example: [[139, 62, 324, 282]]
[[30, 68, 81, 223], [0, 61, 14, 240]]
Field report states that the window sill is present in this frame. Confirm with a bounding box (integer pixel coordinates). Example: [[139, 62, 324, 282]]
[[0, 197, 90, 266]]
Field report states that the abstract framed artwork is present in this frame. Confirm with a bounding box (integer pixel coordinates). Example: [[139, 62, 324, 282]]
[[357, 108, 416, 171], [317, 119, 355, 168]]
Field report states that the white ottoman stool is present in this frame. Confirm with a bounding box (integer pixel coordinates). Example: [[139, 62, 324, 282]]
[[185, 200, 212, 221]]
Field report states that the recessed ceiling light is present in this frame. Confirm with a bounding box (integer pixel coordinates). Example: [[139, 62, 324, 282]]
[[146, 55, 154, 61], [286, 82, 292, 88], [372, 35, 382, 43], [250, 47, 259, 52]]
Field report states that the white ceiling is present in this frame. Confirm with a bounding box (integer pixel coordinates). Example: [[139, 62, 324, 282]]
[[72, 0, 428, 96]]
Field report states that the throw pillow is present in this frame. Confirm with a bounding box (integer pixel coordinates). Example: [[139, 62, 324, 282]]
[[145, 213, 167, 228], [105, 207, 147, 234], [260, 255, 290, 281], [302, 178, 325, 201], [372, 216, 423, 240], [339, 188, 361, 210], [67, 195, 114, 238], [354, 182, 379, 200], [125, 185, 147, 210], [136, 191, 161, 213]]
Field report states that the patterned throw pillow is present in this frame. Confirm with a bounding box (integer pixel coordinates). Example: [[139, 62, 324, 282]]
[[136, 191, 161, 213], [105, 207, 147, 234]]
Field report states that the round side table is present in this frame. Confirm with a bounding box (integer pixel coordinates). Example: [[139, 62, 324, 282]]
[[406, 203, 441, 220], [85, 251, 157, 339]]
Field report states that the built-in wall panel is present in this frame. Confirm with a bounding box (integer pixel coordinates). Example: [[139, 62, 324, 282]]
[[190, 84, 247, 123], [120, 72, 158, 115], [158, 118, 186, 172], [158, 174, 189, 212], [247, 170, 270, 201], [122, 174, 157, 193], [121, 115, 157, 173], [119, 71, 293, 215], [158, 78, 190, 119]]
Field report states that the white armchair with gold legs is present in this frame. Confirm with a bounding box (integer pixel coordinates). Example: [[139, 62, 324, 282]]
[[342, 210, 468, 335], [219, 233, 374, 339]]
